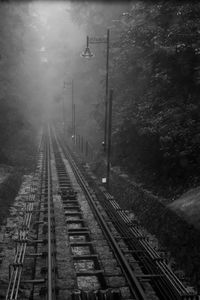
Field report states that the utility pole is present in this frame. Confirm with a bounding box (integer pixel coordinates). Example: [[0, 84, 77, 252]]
[[106, 89, 113, 190], [105, 28, 110, 151], [62, 85, 66, 135], [73, 102, 75, 145], [71, 79, 74, 138], [62, 97, 65, 134], [64, 79, 75, 143]]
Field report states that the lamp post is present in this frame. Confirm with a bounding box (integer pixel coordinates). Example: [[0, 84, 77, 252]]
[[64, 80, 75, 143], [61, 90, 65, 135], [73, 102, 76, 145], [106, 89, 113, 190], [81, 29, 110, 151]]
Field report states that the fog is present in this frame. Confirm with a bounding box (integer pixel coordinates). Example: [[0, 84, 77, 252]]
[[2, 0, 199, 197], [1, 1, 200, 293], [25, 2, 86, 126], [0, 1, 130, 160]]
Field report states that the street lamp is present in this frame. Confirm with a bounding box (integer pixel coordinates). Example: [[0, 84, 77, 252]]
[[81, 36, 94, 58], [81, 29, 110, 151]]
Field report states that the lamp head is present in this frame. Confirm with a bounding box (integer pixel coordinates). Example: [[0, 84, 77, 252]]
[[81, 47, 94, 59]]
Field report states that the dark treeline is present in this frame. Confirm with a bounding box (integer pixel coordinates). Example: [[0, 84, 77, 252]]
[[0, 3, 43, 168], [70, 2, 200, 198]]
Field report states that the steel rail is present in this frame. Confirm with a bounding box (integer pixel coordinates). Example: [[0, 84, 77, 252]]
[[98, 191, 198, 300], [56, 132, 198, 300], [89, 182, 198, 300], [116, 207, 188, 296], [47, 134, 53, 300], [118, 208, 186, 295], [52, 130, 147, 300], [6, 192, 36, 299], [5, 134, 45, 300], [46, 128, 57, 300], [30, 149, 46, 298], [99, 195, 182, 300]]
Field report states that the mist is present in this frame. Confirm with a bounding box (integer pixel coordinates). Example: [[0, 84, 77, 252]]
[[1, 0, 200, 294], [23, 1, 86, 125], [1, 0, 200, 196], [0, 1, 126, 146]]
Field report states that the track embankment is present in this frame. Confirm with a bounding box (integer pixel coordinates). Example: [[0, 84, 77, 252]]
[[91, 159, 200, 291]]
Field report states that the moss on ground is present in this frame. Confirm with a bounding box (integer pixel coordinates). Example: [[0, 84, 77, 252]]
[[0, 171, 23, 225]]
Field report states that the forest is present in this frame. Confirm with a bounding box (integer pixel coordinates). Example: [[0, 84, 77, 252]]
[[70, 2, 200, 198], [0, 1, 200, 199], [0, 3, 41, 168]]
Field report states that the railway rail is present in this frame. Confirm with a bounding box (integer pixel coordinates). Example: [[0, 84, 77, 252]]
[[5, 135, 44, 300], [4, 126, 199, 300], [57, 130, 199, 300], [52, 130, 146, 300]]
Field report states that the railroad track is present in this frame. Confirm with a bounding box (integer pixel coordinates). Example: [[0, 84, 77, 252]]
[[4, 127, 198, 300], [5, 134, 45, 300], [52, 130, 147, 300], [56, 129, 199, 300]]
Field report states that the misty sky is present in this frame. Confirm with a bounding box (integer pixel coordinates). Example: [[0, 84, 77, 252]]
[[27, 2, 86, 122]]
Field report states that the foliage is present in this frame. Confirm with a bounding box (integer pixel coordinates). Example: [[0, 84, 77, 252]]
[[0, 3, 37, 167], [70, 2, 200, 197], [0, 171, 22, 225], [68, 2, 130, 147], [109, 2, 200, 195]]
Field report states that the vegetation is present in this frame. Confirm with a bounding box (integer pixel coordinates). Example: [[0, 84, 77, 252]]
[[0, 3, 39, 168], [0, 1, 200, 197], [70, 2, 200, 198], [0, 171, 22, 225]]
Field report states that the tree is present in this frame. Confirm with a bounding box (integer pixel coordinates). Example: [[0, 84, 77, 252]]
[[0, 2, 38, 166], [71, 1, 200, 196]]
